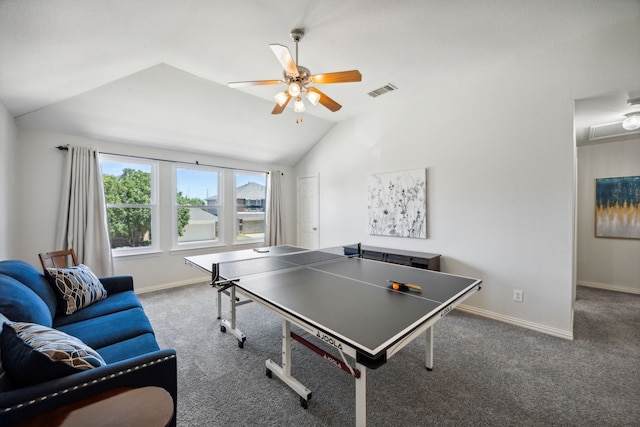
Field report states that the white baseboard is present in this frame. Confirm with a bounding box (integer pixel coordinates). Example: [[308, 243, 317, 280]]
[[134, 276, 209, 294], [456, 304, 574, 340], [577, 280, 640, 295]]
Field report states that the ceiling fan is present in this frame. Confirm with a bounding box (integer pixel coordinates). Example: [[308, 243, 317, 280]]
[[228, 28, 362, 116]]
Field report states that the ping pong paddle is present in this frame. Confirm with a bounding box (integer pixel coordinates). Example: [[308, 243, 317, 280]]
[[388, 280, 422, 292]]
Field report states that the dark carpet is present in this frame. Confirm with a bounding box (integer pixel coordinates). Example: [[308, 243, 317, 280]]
[[139, 285, 640, 426]]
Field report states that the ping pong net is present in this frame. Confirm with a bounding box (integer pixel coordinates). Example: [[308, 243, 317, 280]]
[[213, 245, 358, 285]]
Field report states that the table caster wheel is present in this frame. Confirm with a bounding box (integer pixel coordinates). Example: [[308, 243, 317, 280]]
[[220, 325, 226, 333], [300, 397, 308, 409], [266, 368, 272, 378], [238, 340, 244, 349]]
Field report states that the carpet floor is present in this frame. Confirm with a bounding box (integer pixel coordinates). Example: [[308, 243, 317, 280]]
[[139, 284, 640, 426]]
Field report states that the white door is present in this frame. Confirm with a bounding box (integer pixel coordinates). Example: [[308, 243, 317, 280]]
[[297, 175, 319, 249]]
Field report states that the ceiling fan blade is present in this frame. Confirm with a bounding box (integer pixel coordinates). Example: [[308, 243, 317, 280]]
[[270, 44, 299, 77], [310, 70, 362, 84], [271, 94, 292, 114], [307, 87, 342, 112], [228, 80, 283, 88]]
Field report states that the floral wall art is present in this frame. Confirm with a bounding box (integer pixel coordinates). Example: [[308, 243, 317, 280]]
[[367, 169, 427, 238]]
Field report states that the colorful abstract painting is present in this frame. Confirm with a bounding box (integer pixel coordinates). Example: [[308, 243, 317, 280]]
[[367, 169, 426, 238], [595, 176, 640, 239]]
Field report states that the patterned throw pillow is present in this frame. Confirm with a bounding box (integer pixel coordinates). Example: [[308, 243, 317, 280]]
[[1, 322, 106, 387], [0, 313, 11, 391], [46, 264, 107, 315]]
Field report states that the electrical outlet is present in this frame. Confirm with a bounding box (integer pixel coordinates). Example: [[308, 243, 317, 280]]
[[513, 289, 524, 303]]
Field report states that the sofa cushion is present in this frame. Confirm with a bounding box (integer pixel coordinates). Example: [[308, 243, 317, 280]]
[[0, 275, 52, 327], [1, 322, 105, 387], [46, 264, 108, 315], [55, 307, 155, 350], [95, 332, 161, 364], [0, 260, 58, 319], [53, 290, 143, 327]]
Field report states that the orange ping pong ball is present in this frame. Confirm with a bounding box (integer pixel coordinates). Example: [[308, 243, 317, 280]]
[[392, 283, 400, 290]]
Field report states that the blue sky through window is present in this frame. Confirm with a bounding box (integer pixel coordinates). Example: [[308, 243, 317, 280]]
[[102, 160, 265, 202], [177, 168, 218, 201], [101, 161, 150, 176]]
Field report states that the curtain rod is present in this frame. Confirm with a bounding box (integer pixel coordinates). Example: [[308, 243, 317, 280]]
[[55, 145, 281, 175]]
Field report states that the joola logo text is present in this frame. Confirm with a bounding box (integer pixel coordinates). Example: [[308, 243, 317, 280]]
[[323, 353, 341, 368], [440, 305, 452, 317], [316, 331, 343, 350]]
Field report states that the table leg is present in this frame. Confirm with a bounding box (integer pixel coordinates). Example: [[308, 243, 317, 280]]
[[230, 285, 237, 330], [355, 362, 367, 427], [216, 285, 222, 319], [425, 326, 433, 370], [220, 285, 246, 347], [282, 320, 292, 377], [265, 320, 312, 407]]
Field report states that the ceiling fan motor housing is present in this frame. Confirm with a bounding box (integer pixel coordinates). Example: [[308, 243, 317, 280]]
[[290, 28, 304, 43], [285, 65, 310, 84]]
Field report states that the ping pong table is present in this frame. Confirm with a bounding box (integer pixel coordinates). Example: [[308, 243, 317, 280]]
[[185, 244, 481, 426]]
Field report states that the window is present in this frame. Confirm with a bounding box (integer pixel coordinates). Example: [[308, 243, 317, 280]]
[[101, 157, 265, 253], [174, 166, 221, 248], [234, 171, 267, 243], [100, 155, 158, 254]]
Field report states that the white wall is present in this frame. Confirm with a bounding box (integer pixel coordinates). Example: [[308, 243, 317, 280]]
[[577, 138, 640, 294], [0, 101, 17, 259], [14, 128, 296, 291], [294, 18, 640, 338]]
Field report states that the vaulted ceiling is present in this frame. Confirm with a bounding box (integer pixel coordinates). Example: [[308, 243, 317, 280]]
[[1, 1, 639, 165]]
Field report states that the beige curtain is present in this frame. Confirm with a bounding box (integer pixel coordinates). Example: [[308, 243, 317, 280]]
[[55, 146, 113, 276], [265, 170, 284, 246]]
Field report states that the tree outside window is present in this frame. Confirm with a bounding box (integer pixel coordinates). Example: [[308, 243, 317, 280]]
[[100, 157, 158, 252]]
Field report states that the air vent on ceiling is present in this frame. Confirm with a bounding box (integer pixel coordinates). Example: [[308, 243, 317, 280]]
[[368, 83, 398, 98], [589, 121, 640, 141]]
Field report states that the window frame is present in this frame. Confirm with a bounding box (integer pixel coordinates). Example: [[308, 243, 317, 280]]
[[172, 164, 224, 251], [233, 170, 267, 245], [100, 154, 159, 257]]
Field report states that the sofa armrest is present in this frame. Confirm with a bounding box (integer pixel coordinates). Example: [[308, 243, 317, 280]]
[[99, 275, 134, 294], [0, 349, 177, 427]]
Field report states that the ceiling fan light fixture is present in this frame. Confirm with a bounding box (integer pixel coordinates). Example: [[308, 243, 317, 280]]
[[622, 111, 640, 131], [294, 97, 305, 113], [288, 82, 301, 97], [274, 91, 289, 106], [306, 90, 320, 106]]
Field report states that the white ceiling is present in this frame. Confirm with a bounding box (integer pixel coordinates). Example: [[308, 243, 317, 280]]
[[1, 0, 639, 165], [575, 88, 640, 146]]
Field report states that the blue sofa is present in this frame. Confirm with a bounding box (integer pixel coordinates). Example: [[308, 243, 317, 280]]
[[0, 260, 177, 426]]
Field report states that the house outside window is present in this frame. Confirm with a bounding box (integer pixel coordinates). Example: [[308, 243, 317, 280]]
[[174, 165, 222, 248], [100, 155, 159, 255], [234, 171, 267, 243]]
